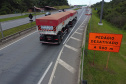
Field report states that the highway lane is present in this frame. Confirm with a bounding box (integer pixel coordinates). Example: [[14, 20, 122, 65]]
[[1, 8, 74, 31], [0, 13, 29, 19], [0, 7, 88, 84]]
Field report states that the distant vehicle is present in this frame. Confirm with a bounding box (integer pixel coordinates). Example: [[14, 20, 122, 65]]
[[62, 9, 66, 12], [58, 10, 62, 12], [45, 12, 51, 16], [59, 9, 65, 12]]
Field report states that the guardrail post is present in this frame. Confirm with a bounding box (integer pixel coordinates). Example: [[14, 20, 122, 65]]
[[0, 22, 4, 38]]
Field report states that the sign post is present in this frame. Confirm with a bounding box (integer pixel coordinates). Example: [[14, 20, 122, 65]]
[[29, 13, 33, 26], [93, 50, 95, 65], [0, 22, 4, 38], [88, 33, 123, 69], [106, 52, 110, 69]]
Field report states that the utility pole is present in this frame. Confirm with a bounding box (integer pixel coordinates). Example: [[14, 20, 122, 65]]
[[34, 6, 36, 21], [0, 22, 4, 38], [98, 0, 104, 25]]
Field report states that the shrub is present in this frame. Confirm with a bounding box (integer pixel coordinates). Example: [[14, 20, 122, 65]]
[[122, 24, 126, 30]]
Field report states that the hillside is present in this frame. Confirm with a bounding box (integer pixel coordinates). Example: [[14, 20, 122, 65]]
[[92, 0, 126, 30], [0, 0, 68, 15]]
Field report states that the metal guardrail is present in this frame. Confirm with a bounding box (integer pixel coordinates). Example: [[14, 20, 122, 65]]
[[80, 15, 91, 84], [0, 26, 36, 43]]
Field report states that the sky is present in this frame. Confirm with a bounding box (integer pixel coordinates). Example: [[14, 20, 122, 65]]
[[67, 0, 111, 5]]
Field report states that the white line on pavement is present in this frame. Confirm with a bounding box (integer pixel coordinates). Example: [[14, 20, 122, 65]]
[[58, 59, 76, 74], [75, 32, 82, 35], [48, 9, 91, 84], [38, 62, 53, 84], [80, 26, 85, 27], [63, 8, 86, 44], [65, 9, 91, 44], [48, 46, 65, 84], [66, 16, 89, 43], [78, 28, 84, 30], [64, 44, 78, 52], [70, 37, 81, 41], [0, 31, 37, 51]]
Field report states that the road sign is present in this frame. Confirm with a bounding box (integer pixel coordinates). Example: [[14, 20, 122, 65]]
[[29, 13, 33, 19], [88, 33, 123, 52]]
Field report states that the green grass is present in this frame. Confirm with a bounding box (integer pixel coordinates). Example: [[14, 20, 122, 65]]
[[53, 5, 70, 10], [74, 8, 80, 10], [83, 9, 126, 84], [0, 12, 44, 22], [0, 22, 36, 39]]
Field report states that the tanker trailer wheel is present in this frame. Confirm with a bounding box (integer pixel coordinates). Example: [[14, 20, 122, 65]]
[[65, 25, 69, 33], [58, 36, 62, 45]]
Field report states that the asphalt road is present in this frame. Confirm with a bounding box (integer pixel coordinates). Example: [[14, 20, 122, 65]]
[[0, 7, 90, 84], [0, 8, 74, 31]]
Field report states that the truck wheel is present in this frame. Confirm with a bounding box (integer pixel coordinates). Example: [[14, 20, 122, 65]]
[[71, 21, 73, 27], [58, 39, 61, 45], [65, 25, 69, 33], [67, 28, 69, 33], [58, 35, 62, 45], [42, 43, 45, 45]]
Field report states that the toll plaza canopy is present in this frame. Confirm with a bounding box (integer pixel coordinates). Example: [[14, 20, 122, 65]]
[[36, 12, 71, 26], [66, 10, 77, 16]]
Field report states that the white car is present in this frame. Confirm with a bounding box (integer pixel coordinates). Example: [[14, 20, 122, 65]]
[[58, 10, 62, 12]]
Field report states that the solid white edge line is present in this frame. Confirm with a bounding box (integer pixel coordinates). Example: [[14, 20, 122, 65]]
[[48, 9, 89, 84], [65, 10, 91, 43], [66, 17, 87, 43], [0, 31, 37, 51], [63, 8, 85, 44], [48, 46, 64, 84], [38, 62, 53, 84]]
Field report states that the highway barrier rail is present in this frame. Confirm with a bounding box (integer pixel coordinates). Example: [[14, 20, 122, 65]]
[[0, 26, 35, 43]]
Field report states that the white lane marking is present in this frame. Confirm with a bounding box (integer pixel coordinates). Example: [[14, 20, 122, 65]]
[[48, 10, 91, 84], [80, 26, 85, 27], [70, 37, 81, 41], [61, 16, 89, 52], [64, 44, 78, 52], [64, 10, 91, 44], [58, 59, 76, 74], [38, 62, 53, 84], [75, 32, 82, 35], [0, 31, 37, 51], [63, 8, 86, 44], [78, 28, 84, 30], [48, 46, 64, 84]]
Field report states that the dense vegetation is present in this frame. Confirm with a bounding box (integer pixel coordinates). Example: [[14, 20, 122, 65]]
[[92, 0, 126, 30], [0, 0, 68, 15]]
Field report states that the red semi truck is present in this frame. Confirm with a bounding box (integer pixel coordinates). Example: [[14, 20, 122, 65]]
[[36, 10, 77, 44]]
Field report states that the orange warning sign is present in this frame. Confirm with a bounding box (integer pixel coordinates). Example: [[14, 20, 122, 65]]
[[88, 33, 123, 52]]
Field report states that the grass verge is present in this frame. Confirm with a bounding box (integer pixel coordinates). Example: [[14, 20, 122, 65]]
[[83, 9, 126, 84], [53, 5, 70, 10], [74, 8, 80, 10], [0, 22, 36, 39]]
